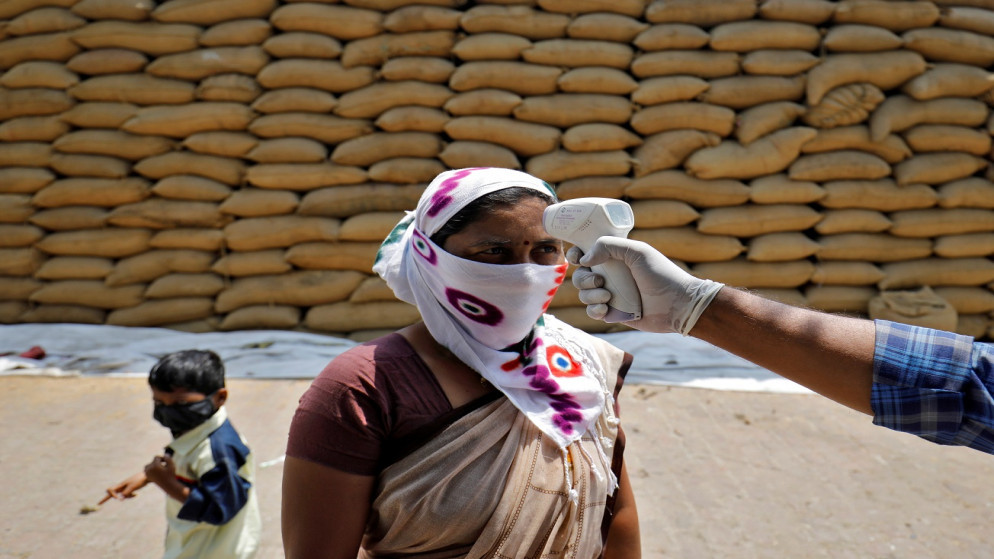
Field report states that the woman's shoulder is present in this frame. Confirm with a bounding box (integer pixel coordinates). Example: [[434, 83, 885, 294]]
[[316, 332, 420, 382]]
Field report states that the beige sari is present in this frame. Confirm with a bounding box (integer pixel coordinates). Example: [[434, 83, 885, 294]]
[[360, 339, 628, 559]]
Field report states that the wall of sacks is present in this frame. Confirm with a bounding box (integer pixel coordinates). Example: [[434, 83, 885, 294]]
[[1, 0, 993, 341]]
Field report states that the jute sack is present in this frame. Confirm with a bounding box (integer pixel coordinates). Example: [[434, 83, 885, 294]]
[[195, 74, 261, 103], [633, 24, 709, 51], [0, 60, 78, 89], [811, 261, 886, 286], [451, 33, 532, 61], [625, 170, 750, 207], [814, 209, 892, 234], [525, 150, 631, 183], [134, 152, 246, 186], [269, 3, 382, 39], [904, 125, 991, 156], [49, 154, 130, 179], [298, 184, 424, 218], [630, 102, 734, 136], [889, 208, 994, 238], [800, 125, 911, 164], [692, 258, 815, 288], [199, 18, 272, 47], [255, 60, 375, 93], [70, 22, 201, 55], [145, 273, 225, 299], [805, 51, 928, 106], [747, 232, 821, 262], [0, 277, 41, 300], [751, 288, 808, 307], [251, 88, 337, 114], [29, 207, 108, 231], [0, 194, 33, 223], [29, 279, 144, 308], [934, 286, 994, 314], [631, 51, 740, 79], [557, 67, 638, 95], [555, 176, 629, 200], [822, 24, 903, 52], [458, 5, 569, 40], [107, 199, 230, 229], [214, 269, 366, 312], [902, 63, 994, 100], [341, 31, 455, 68], [645, 0, 757, 26], [107, 297, 215, 327], [58, 101, 137, 128], [0, 32, 79, 69], [869, 95, 988, 142], [566, 13, 648, 41], [0, 0, 78, 20], [957, 314, 991, 338], [893, 153, 988, 186], [53, 130, 175, 161], [330, 132, 443, 166], [383, 5, 462, 32], [219, 188, 299, 217], [65, 49, 147, 75], [19, 304, 105, 324], [632, 129, 721, 176], [631, 76, 708, 105], [749, 174, 825, 205], [285, 241, 380, 272], [211, 249, 290, 277], [449, 61, 562, 96], [34, 228, 151, 258], [539, 0, 646, 18], [938, 178, 994, 209], [629, 227, 744, 263], [0, 87, 74, 120], [801, 83, 885, 129], [150, 228, 225, 251], [7, 6, 84, 35], [121, 102, 257, 138], [0, 224, 43, 247], [0, 167, 54, 194], [145, 46, 269, 80], [438, 141, 521, 171], [183, 131, 258, 158], [0, 115, 67, 142], [521, 39, 633, 69], [246, 138, 327, 164], [443, 89, 521, 116], [381, 57, 455, 83], [686, 127, 818, 180], [934, 233, 994, 258], [368, 158, 446, 184], [249, 113, 372, 144], [32, 177, 150, 208], [817, 233, 932, 262], [629, 200, 699, 228], [306, 300, 421, 332], [104, 249, 216, 286], [349, 276, 399, 303], [262, 32, 341, 59], [805, 285, 877, 313], [834, 0, 940, 31], [709, 21, 821, 51], [340, 211, 406, 242], [151, 0, 276, 25], [939, 6, 994, 35], [757, 0, 837, 24], [335, 81, 453, 119], [788, 151, 891, 182], [444, 116, 560, 156], [697, 204, 822, 237], [563, 123, 641, 152], [0, 248, 44, 275], [869, 286, 958, 331], [741, 50, 820, 76], [902, 27, 994, 67], [224, 216, 340, 251], [378, 107, 449, 132], [219, 305, 300, 331], [820, 180, 937, 211], [152, 175, 231, 201], [735, 102, 806, 145]]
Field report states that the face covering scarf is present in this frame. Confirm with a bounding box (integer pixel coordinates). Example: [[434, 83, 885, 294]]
[[373, 167, 611, 451]]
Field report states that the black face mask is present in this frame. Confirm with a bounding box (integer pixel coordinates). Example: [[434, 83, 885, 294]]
[[153, 396, 216, 437]]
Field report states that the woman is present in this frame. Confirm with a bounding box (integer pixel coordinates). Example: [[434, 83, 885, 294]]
[[282, 167, 641, 558]]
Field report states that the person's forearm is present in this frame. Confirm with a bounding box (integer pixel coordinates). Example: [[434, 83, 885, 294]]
[[689, 287, 875, 414], [603, 463, 641, 559]]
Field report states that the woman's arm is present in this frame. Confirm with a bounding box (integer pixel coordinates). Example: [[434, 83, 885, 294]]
[[282, 456, 375, 559], [603, 462, 641, 559]]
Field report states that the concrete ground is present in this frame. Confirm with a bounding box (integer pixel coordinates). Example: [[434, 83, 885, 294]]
[[2, 375, 993, 558]]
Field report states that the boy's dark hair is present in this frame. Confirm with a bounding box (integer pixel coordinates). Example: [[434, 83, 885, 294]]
[[148, 349, 225, 394], [430, 187, 557, 247]]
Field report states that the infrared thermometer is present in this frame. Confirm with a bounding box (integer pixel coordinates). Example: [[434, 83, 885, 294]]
[[543, 198, 642, 323]]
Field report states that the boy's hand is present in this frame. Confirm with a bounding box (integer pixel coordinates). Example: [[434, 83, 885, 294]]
[[144, 454, 176, 487], [100, 472, 148, 504]]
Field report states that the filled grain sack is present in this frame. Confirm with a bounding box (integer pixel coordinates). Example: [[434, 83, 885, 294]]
[[686, 127, 818, 180], [33, 228, 153, 258], [0, 167, 54, 194], [741, 49, 820, 76], [335, 81, 453, 118], [284, 241, 380, 272], [630, 226, 744, 263], [868, 286, 957, 331], [805, 286, 876, 313], [933, 233, 994, 258], [749, 174, 825, 204], [49, 153, 130, 179], [29, 279, 144, 309], [458, 5, 569, 39], [377, 106, 450, 132], [800, 125, 911, 164], [305, 300, 421, 332], [29, 207, 109, 231], [820, 179, 937, 211], [801, 83, 885, 129], [814, 209, 892, 234], [625, 170, 750, 207], [438, 141, 520, 170], [214, 270, 365, 312], [104, 249, 216, 286], [698, 204, 822, 237], [107, 199, 229, 229], [219, 188, 299, 217], [107, 297, 216, 327], [53, 130, 175, 161], [32, 177, 150, 208], [812, 261, 886, 286], [224, 215, 340, 251], [746, 232, 821, 262], [150, 229, 225, 251], [937, 178, 994, 209], [211, 249, 290, 277], [297, 184, 424, 218], [219, 305, 300, 331], [524, 149, 631, 183], [692, 258, 815, 288], [249, 112, 373, 143], [805, 51, 927, 106], [444, 116, 560, 156], [269, 3, 382, 39], [817, 233, 932, 262]]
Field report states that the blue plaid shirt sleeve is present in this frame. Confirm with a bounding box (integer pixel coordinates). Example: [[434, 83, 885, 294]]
[[871, 320, 994, 454]]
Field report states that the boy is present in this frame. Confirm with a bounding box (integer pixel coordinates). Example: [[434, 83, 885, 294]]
[[102, 349, 261, 559]]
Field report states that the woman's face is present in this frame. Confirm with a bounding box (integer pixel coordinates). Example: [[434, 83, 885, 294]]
[[441, 197, 565, 266]]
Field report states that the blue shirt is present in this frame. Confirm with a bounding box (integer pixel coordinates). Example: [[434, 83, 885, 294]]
[[871, 320, 994, 454]]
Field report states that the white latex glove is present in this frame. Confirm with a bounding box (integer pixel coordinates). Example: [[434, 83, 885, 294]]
[[568, 237, 724, 335]]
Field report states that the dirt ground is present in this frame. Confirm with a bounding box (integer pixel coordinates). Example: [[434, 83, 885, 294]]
[[2, 375, 993, 558]]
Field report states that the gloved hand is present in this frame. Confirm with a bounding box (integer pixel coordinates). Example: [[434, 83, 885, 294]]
[[567, 237, 724, 335]]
